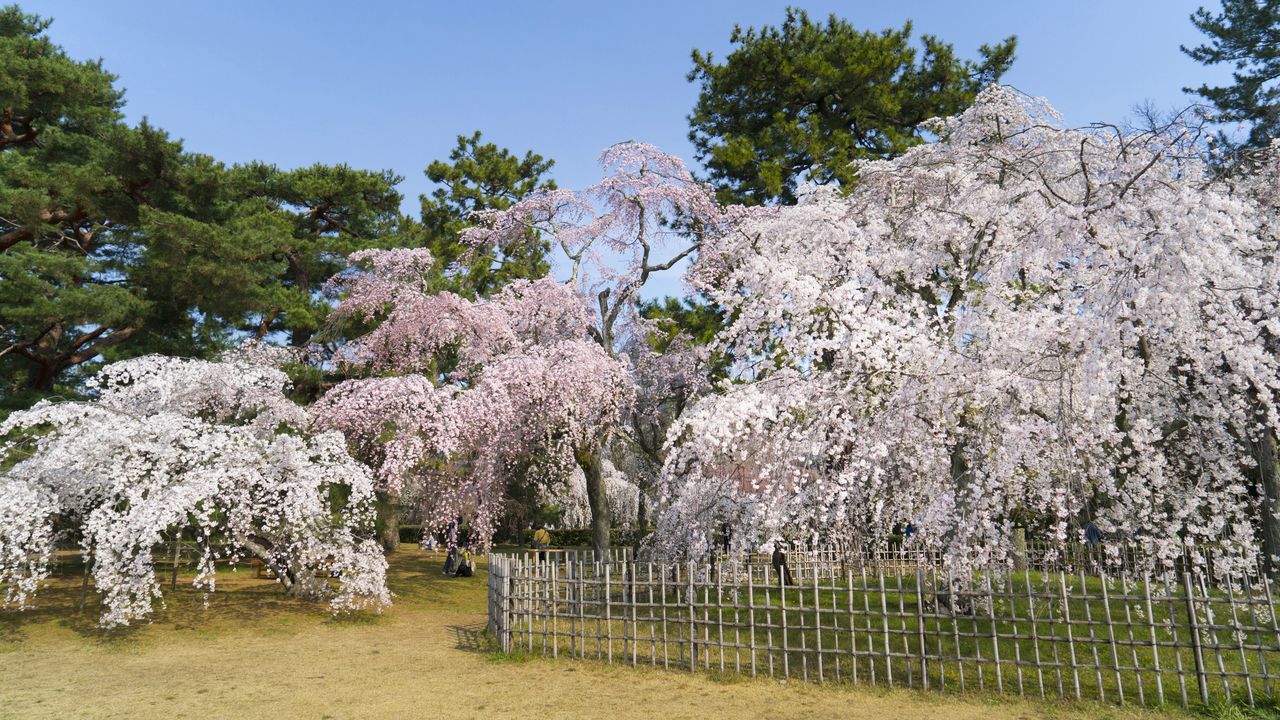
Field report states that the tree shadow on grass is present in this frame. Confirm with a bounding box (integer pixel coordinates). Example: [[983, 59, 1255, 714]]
[[2, 549, 475, 648], [0, 576, 130, 643], [1, 563, 337, 645], [448, 621, 497, 654], [383, 550, 488, 613]]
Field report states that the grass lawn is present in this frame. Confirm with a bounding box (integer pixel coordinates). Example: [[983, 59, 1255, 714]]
[[0, 549, 1230, 719]]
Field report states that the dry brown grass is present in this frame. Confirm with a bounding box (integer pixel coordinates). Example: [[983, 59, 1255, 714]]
[[0, 551, 1188, 719]]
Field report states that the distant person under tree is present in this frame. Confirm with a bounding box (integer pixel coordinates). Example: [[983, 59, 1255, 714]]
[[771, 540, 795, 586], [531, 521, 551, 563]]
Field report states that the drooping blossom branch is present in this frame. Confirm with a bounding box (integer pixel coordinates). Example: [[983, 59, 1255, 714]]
[[456, 143, 730, 550], [313, 248, 631, 547], [657, 87, 1280, 573], [0, 355, 390, 627]]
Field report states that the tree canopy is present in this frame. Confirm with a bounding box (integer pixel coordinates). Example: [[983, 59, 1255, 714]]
[[0, 6, 410, 403], [658, 88, 1280, 570], [420, 130, 556, 297], [1184, 0, 1280, 152], [687, 7, 1016, 204], [0, 353, 390, 626]]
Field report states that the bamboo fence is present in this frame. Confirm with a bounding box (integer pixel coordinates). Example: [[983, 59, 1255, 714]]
[[487, 548, 1280, 709]]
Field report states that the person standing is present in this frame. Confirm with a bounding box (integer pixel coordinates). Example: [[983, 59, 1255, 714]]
[[771, 540, 795, 586], [531, 521, 551, 563]]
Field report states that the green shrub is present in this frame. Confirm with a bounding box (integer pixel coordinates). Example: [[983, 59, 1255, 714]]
[[546, 527, 648, 548], [398, 525, 423, 544]]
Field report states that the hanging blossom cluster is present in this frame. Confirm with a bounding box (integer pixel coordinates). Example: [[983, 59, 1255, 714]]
[[0, 355, 390, 627], [656, 87, 1280, 572], [614, 315, 714, 497], [546, 459, 641, 529], [312, 248, 631, 547], [458, 143, 730, 544], [462, 141, 737, 352], [463, 143, 727, 288]]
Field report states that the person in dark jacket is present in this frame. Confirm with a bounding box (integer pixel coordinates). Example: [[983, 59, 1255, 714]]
[[771, 540, 795, 586]]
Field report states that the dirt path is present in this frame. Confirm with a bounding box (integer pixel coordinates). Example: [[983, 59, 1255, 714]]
[[0, 552, 1170, 719]]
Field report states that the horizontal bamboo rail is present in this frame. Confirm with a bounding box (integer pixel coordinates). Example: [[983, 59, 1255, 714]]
[[488, 548, 1280, 709]]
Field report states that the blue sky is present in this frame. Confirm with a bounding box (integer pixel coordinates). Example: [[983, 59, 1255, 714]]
[[25, 0, 1233, 296]]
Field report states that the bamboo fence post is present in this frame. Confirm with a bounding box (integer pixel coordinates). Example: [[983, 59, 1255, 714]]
[[765, 564, 775, 677], [648, 562, 656, 666], [737, 556, 747, 671], [702, 582, 711, 671], [830, 571, 841, 683], [590, 560, 599, 659], [1200, 573, 1232, 702], [1118, 571, 1144, 705], [748, 564, 757, 677], [1100, 566, 1131, 702], [688, 561, 696, 671], [930, 565, 946, 692], [985, 572, 1003, 693], [1005, 566, 1024, 698], [512, 557, 522, 652], [947, 568, 964, 691], [1163, 574, 1190, 708], [813, 569, 823, 682], [577, 559, 586, 659], [526, 557, 535, 654], [551, 560, 559, 658], [798, 574, 809, 682], [1242, 566, 1270, 699], [1183, 570, 1209, 705], [1077, 566, 1104, 702], [780, 568, 790, 679], [1024, 567, 1046, 699], [916, 567, 929, 691], [605, 562, 613, 664], [1262, 573, 1280, 695], [717, 563, 725, 671], [541, 558, 549, 655], [510, 557, 518, 650], [661, 562, 670, 669], [1059, 571, 1082, 701], [1141, 574, 1165, 706], [878, 570, 892, 687], [848, 568, 858, 685], [1223, 572, 1255, 706], [863, 565, 878, 686], [896, 570, 912, 688], [631, 561, 639, 667], [492, 556, 502, 652], [503, 557, 512, 653], [1041, 570, 1064, 699], [971, 573, 986, 692]]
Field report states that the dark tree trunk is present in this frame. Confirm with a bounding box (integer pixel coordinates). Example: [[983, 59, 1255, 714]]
[[949, 440, 969, 509], [376, 490, 400, 552], [1256, 427, 1280, 579], [28, 359, 57, 391], [577, 447, 611, 556], [239, 535, 322, 599], [287, 255, 312, 347]]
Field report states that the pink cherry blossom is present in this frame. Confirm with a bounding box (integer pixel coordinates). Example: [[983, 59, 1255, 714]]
[[657, 88, 1280, 573], [0, 355, 390, 627]]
